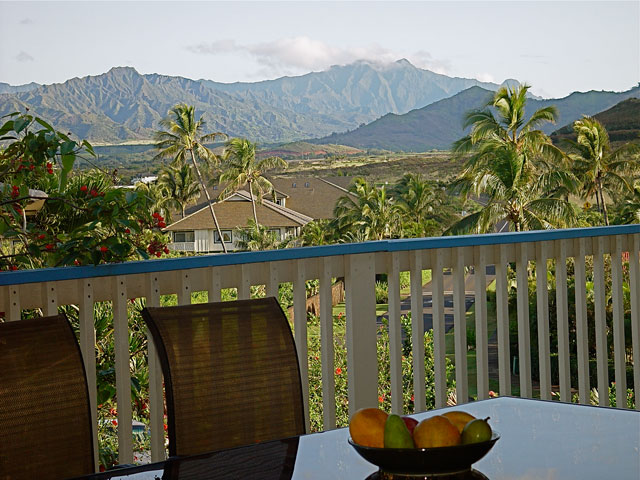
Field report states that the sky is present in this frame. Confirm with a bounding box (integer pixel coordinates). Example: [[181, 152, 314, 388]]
[[0, 1, 638, 99]]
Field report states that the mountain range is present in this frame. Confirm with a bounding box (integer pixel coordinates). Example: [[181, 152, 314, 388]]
[[1, 61, 637, 150], [0, 60, 517, 144], [313, 85, 640, 151]]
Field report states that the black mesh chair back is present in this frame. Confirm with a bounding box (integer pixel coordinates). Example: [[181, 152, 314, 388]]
[[142, 297, 305, 457], [0, 314, 94, 479]]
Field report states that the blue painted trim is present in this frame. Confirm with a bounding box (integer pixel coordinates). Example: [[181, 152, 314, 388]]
[[2, 225, 639, 286]]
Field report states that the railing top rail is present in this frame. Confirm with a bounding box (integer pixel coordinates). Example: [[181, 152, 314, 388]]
[[2, 224, 639, 286]]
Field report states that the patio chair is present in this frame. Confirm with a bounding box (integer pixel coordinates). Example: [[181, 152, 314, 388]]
[[0, 314, 94, 479], [142, 297, 305, 457]]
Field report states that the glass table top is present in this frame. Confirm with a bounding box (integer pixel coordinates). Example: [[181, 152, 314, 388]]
[[74, 397, 640, 480]]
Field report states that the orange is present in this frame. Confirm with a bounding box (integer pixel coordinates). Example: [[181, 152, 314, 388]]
[[442, 411, 476, 434], [413, 415, 461, 448], [349, 407, 389, 448]]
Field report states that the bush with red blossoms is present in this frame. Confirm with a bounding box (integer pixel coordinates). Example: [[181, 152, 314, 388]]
[[0, 112, 170, 270]]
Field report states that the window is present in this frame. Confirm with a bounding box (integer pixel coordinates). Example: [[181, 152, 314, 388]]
[[214, 230, 233, 243], [174, 231, 194, 243], [276, 198, 285, 206], [292, 182, 297, 188]]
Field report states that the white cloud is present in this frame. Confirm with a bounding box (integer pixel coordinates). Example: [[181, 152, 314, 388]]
[[15, 51, 34, 62], [476, 72, 495, 83], [186, 36, 451, 77]]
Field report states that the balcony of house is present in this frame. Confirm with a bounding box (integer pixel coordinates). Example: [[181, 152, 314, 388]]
[[1, 224, 639, 467]]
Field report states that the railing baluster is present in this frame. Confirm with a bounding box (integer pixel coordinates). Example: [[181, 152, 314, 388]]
[[431, 249, 447, 409], [495, 244, 511, 396], [611, 236, 627, 408], [474, 246, 489, 400], [42, 282, 58, 316], [208, 267, 222, 302], [535, 241, 551, 400], [78, 279, 98, 470], [239, 264, 251, 300], [178, 270, 191, 305], [8, 285, 20, 321], [453, 247, 468, 404], [145, 274, 164, 462], [319, 257, 336, 429], [266, 263, 279, 299], [293, 259, 310, 431], [516, 242, 532, 398], [387, 252, 403, 414], [556, 239, 571, 402], [593, 236, 609, 406], [345, 253, 377, 416], [575, 238, 590, 405], [629, 234, 640, 411], [113, 276, 133, 463], [410, 250, 426, 411]]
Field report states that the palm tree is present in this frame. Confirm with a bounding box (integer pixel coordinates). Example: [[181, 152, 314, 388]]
[[453, 84, 563, 165], [449, 145, 578, 233], [450, 84, 578, 233], [567, 116, 640, 225], [154, 104, 228, 252], [234, 219, 289, 251], [334, 178, 402, 241], [392, 173, 454, 236], [218, 138, 287, 225], [616, 180, 640, 224], [157, 163, 200, 219], [134, 180, 173, 224], [300, 219, 333, 246]]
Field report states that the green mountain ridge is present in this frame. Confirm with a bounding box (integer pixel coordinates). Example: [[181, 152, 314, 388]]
[[313, 85, 640, 151], [551, 97, 640, 144], [0, 61, 511, 144]]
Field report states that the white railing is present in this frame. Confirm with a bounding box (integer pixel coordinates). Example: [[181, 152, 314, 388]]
[[1, 225, 639, 469], [167, 241, 196, 252]]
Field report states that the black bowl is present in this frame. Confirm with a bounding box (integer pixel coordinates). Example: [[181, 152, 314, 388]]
[[348, 433, 499, 476]]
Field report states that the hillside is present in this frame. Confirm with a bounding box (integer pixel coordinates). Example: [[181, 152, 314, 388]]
[[314, 85, 640, 151], [551, 97, 640, 144], [0, 61, 510, 144]]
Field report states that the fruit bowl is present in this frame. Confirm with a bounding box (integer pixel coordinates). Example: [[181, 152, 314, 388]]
[[348, 432, 499, 476]]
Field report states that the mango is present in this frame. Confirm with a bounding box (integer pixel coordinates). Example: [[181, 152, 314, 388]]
[[384, 414, 415, 448]]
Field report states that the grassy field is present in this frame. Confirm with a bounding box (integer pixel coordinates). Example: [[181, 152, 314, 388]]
[[281, 152, 462, 184]]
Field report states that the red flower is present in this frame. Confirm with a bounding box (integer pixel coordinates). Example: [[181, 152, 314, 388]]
[[335, 367, 342, 375], [90, 189, 98, 197], [74, 259, 80, 266], [80, 185, 88, 192], [100, 246, 108, 253], [157, 221, 166, 228], [163, 424, 168, 431], [10, 265, 18, 271], [378, 396, 384, 403], [163, 247, 170, 254], [45, 244, 54, 250], [111, 419, 118, 426], [38, 234, 46, 240], [411, 395, 415, 402], [124, 228, 131, 234], [152, 212, 160, 218], [155, 251, 162, 257]]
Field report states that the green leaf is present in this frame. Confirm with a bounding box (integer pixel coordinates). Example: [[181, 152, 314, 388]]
[[13, 117, 29, 133], [81, 140, 96, 157], [60, 140, 76, 155], [0, 120, 14, 136], [34, 117, 54, 131]]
